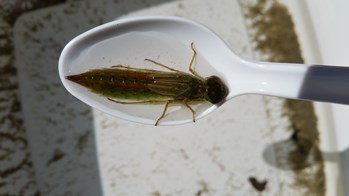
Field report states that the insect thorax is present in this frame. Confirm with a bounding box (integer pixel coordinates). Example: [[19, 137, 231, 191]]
[[174, 77, 207, 100]]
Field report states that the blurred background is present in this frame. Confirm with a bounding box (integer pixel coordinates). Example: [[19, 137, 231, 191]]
[[1, 0, 349, 195]]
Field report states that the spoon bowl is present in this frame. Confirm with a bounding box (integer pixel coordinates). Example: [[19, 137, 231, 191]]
[[59, 16, 349, 125]]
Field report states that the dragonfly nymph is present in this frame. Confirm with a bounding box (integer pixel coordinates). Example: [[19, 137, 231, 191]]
[[66, 42, 229, 126]]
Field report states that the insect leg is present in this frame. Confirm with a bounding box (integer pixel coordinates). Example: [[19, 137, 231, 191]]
[[144, 58, 181, 72], [155, 101, 171, 126], [188, 42, 204, 80], [107, 98, 169, 104], [107, 98, 173, 126], [111, 64, 164, 73], [111, 64, 148, 70], [111, 64, 128, 68], [184, 99, 196, 123]]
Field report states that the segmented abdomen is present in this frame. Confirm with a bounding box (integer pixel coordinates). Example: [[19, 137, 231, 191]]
[[66, 68, 170, 100]]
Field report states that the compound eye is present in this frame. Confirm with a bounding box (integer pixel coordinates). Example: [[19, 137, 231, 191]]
[[206, 76, 228, 104]]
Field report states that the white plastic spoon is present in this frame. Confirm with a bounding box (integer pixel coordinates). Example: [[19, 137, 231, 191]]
[[59, 16, 349, 125]]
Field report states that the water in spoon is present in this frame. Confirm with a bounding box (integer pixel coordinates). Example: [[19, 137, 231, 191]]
[[65, 31, 222, 125]]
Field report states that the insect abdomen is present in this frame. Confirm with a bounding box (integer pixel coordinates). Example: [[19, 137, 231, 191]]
[[66, 69, 169, 100]]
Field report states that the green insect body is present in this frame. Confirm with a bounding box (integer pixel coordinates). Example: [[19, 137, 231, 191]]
[[66, 43, 229, 125]]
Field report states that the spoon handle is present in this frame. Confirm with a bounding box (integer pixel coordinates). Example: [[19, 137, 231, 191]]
[[247, 62, 349, 105], [299, 65, 349, 105]]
